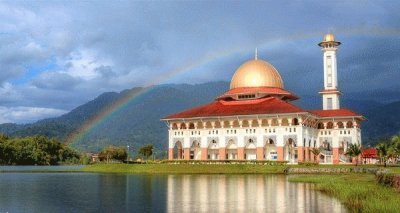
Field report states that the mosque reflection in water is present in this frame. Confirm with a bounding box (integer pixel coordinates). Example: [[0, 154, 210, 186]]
[[0, 173, 347, 212], [166, 175, 346, 213]]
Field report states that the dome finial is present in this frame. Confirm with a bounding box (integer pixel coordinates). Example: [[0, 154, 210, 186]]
[[255, 48, 258, 60]]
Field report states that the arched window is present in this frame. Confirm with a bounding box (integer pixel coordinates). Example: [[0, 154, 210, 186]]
[[346, 121, 353, 128], [261, 119, 268, 127], [292, 118, 299, 126], [281, 118, 289, 126], [223, 120, 230, 128], [180, 123, 187, 129], [271, 119, 279, 126]]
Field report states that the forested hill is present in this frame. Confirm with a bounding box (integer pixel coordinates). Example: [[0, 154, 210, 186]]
[[0, 81, 398, 152], [0, 82, 229, 152]]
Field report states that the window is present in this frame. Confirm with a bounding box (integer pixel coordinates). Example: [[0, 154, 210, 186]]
[[238, 94, 256, 99], [326, 56, 332, 87], [327, 98, 333, 109]]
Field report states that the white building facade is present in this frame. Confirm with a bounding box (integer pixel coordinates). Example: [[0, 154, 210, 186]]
[[162, 33, 364, 164]]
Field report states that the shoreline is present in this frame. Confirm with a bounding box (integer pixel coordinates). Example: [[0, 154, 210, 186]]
[[1, 164, 397, 174]]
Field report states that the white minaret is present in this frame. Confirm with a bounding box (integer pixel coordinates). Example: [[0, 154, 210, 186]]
[[318, 33, 342, 110]]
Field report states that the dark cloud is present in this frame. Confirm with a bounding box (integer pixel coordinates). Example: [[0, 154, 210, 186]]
[[0, 0, 399, 123], [31, 72, 82, 90]]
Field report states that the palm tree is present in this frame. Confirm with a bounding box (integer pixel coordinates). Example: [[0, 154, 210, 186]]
[[376, 143, 388, 167], [310, 148, 321, 163], [392, 134, 400, 144], [345, 143, 362, 166], [391, 134, 400, 163]]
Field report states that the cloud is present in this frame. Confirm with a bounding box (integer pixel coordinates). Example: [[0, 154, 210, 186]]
[[0, 106, 67, 124], [0, 1, 400, 123]]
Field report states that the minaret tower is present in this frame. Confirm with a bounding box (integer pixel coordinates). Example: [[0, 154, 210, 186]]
[[318, 33, 342, 110]]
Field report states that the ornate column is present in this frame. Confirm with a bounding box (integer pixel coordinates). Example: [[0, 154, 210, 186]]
[[304, 147, 310, 161], [297, 147, 304, 162], [219, 148, 226, 160], [238, 148, 245, 160], [168, 148, 174, 160], [310, 152, 315, 163], [333, 148, 340, 164], [201, 148, 208, 160], [184, 148, 190, 160], [277, 147, 284, 161], [256, 147, 264, 160]]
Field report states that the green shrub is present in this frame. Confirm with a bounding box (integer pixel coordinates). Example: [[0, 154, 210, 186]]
[[298, 161, 319, 166]]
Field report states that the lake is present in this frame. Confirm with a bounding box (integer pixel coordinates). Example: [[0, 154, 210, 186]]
[[0, 169, 347, 212]]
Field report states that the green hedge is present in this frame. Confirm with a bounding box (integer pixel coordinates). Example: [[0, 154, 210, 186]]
[[297, 161, 319, 166], [160, 160, 288, 165], [376, 172, 400, 191]]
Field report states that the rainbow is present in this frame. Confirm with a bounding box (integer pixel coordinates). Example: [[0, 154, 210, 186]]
[[65, 45, 248, 146], [66, 28, 399, 147]]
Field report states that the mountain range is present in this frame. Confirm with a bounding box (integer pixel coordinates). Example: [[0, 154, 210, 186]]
[[0, 81, 399, 154]]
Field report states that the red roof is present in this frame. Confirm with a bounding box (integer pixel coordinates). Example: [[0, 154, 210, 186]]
[[218, 87, 298, 101], [163, 97, 306, 119], [362, 148, 378, 158], [309, 109, 362, 118]]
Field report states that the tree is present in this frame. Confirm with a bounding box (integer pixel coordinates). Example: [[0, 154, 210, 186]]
[[391, 134, 400, 162], [392, 134, 400, 144], [138, 144, 153, 159], [0, 135, 81, 165], [99, 146, 127, 163], [345, 143, 362, 166], [310, 148, 321, 163], [376, 142, 388, 167]]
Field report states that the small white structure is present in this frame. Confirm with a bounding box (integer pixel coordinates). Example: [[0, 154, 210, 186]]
[[162, 33, 365, 164]]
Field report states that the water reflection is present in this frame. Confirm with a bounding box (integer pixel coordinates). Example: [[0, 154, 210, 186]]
[[0, 173, 346, 212], [167, 175, 346, 213]]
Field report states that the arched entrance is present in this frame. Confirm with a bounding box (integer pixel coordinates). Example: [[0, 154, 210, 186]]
[[190, 141, 201, 160], [245, 139, 257, 160], [173, 141, 183, 160], [284, 138, 296, 163], [264, 139, 277, 160], [226, 140, 237, 160], [208, 140, 219, 160]]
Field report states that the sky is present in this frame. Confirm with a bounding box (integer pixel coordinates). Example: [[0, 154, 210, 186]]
[[0, 0, 399, 123]]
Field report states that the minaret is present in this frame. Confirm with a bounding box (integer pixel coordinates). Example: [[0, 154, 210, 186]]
[[318, 33, 342, 110]]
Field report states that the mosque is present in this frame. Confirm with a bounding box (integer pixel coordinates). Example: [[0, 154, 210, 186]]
[[162, 33, 364, 164]]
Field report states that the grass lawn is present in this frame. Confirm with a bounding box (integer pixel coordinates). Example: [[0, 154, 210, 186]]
[[82, 163, 288, 174], [387, 166, 400, 174], [82, 163, 399, 174], [289, 174, 400, 213]]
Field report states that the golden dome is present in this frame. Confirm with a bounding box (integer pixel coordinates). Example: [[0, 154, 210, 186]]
[[318, 32, 341, 47], [230, 59, 284, 89], [323, 33, 335, 42]]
